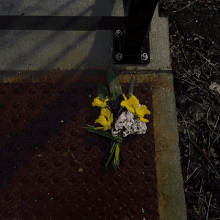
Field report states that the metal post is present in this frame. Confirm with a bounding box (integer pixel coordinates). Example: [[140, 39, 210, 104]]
[[0, 0, 159, 64], [121, 0, 158, 54]]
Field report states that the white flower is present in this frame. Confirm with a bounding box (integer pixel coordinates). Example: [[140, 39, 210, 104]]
[[111, 110, 148, 138]]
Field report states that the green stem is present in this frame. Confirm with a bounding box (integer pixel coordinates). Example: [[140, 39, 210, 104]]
[[118, 106, 126, 118], [105, 141, 117, 167]]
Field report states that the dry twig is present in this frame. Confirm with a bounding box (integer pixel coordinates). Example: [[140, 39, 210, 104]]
[[206, 107, 220, 136], [206, 193, 212, 220], [175, 24, 196, 75], [178, 120, 197, 129], [174, 75, 213, 104], [187, 45, 220, 74], [176, 108, 220, 181], [176, 108, 192, 179], [210, 133, 220, 150], [185, 167, 201, 183], [189, 138, 220, 181], [176, 58, 220, 106], [173, 0, 198, 13], [186, 96, 207, 112], [174, 25, 220, 107], [198, 178, 203, 214]]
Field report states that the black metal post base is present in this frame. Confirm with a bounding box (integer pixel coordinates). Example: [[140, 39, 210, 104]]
[[112, 29, 150, 64]]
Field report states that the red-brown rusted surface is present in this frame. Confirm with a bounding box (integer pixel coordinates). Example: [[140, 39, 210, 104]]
[[0, 74, 158, 220]]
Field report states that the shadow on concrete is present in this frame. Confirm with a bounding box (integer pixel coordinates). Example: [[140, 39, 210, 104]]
[[0, 0, 121, 202], [0, 0, 117, 75]]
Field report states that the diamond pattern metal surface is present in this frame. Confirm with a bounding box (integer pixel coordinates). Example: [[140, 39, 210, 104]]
[[0, 82, 158, 220]]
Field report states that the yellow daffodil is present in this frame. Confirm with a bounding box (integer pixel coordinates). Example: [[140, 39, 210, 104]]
[[94, 107, 113, 131], [92, 96, 109, 108], [134, 104, 151, 123], [120, 93, 136, 114], [120, 93, 151, 123]]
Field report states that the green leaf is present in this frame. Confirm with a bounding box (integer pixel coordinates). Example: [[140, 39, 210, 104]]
[[105, 140, 117, 169], [97, 83, 109, 102], [110, 140, 117, 154], [107, 66, 122, 102], [82, 126, 123, 143], [118, 133, 124, 161], [126, 76, 135, 99], [119, 139, 124, 160]]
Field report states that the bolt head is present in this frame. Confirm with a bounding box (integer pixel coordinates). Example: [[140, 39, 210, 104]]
[[141, 53, 148, 60], [116, 53, 123, 60], [115, 29, 121, 37]]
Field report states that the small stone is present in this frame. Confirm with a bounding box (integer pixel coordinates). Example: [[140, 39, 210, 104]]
[[78, 168, 83, 173]]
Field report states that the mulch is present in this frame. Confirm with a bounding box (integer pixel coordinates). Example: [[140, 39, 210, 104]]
[[158, 0, 220, 219]]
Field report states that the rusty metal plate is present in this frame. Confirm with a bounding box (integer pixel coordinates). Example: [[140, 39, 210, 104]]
[[0, 81, 159, 220]]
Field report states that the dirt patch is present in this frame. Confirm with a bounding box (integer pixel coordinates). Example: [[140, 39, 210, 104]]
[[158, 0, 220, 219]]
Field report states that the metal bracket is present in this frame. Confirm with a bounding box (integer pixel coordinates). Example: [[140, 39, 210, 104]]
[[113, 29, 150, 64]]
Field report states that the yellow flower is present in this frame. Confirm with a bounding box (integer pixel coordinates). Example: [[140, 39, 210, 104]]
[[120, 93, 136, 114], [135, 104, 151, 123], [120, 93, 151, 123], [94, 107, 113, 131], [92, 96, 109, 108]]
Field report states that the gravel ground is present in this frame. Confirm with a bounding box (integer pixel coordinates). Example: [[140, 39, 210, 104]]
[[158, 0, 220, 219]]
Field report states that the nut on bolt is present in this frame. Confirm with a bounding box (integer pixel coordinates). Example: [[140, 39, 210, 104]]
[[116, 53, 123, 60], [115, 29, 121, 37], [141, 53, 148, 61]]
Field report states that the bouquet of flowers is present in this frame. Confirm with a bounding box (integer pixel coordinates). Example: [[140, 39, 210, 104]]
[[82, 66, 151, 170]]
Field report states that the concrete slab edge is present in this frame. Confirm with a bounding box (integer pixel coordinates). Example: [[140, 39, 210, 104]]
[[118, 72, 187, 220]]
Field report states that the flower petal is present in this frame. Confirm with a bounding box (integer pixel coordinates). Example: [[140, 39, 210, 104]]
[[104, 96, 109, 105], [95, 115, 108, 126], [101, 107, 114, 127], [139, 117, 149, 123], [128, 93, 140, 106], [120, 93, 136, 114], [92, 96, 109, 108], [134, 104, 150, 121], [120, 93, 140, 114], [122, 93, 127, 101], [141, 104, 151, 115], [120, 100, 127, 107], [127, 106, 135, 114], [94, 109, 113, 131], [100, 107, 111, 118]]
